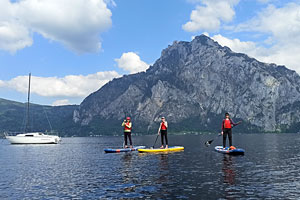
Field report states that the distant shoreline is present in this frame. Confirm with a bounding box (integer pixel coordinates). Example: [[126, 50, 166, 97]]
[[65, 131, 300, 137]]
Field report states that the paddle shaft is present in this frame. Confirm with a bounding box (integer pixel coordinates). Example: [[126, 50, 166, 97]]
[[205, 120, 242, 146], [153, 134, 159, 148]]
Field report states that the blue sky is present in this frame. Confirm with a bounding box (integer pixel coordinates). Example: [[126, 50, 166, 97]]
[[0, 0, 300, 106]]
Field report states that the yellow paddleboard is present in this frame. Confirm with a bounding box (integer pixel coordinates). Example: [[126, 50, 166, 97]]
[[138, 146, 184, 153]]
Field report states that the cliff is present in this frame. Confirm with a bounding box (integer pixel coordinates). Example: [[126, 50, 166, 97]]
[[73, 35, 300, 134]]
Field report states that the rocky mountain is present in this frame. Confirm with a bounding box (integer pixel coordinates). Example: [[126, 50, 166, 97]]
[[73, 35, 300, 134], [0, 98, 78, 136]]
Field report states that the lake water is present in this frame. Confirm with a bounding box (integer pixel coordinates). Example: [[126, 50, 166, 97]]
[[1, 133, 300, 199]]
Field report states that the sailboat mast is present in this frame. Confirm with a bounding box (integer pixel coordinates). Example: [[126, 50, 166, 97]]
[[26, 73, 31, 132]]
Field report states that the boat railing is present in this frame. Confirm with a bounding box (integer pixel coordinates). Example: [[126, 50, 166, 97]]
[[45, 130, 60, 136], [4, 130, 59, 136], [3, 131, 24, 137]]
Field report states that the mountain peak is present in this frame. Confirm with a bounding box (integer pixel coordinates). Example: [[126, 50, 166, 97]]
[[192, 34, 218, 46], [73, 35, 300, 134], [163, 34, 221, 53]]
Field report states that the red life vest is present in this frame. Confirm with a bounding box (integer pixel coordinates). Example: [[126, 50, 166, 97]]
[[223, 119, 232, 129], [161, 122, 167, 130], [124, 122, 132, 131]]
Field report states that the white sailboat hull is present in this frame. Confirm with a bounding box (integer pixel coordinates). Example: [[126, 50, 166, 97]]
[[4, 74, 61, 145], [5, 132, 61, 144]]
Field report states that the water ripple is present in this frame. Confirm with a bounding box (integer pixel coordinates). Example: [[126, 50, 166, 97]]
[[0, 134, 300, 199]]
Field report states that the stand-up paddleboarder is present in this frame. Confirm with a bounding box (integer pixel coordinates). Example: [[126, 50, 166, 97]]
[[221, 113, 241, 149], [158, 117, 168, 149], [122, 117, 132, 148]]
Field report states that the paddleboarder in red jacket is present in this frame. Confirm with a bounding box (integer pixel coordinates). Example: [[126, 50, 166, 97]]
[[221, 113, 241, 149], [158, 117, 168, 149], [122, 117, 132, 148]]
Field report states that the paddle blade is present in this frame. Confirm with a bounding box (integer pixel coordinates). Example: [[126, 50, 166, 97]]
[[205, 140, 213, 147]]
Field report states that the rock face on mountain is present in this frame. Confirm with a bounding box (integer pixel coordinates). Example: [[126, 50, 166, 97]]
[[73, 35, 300, 134]]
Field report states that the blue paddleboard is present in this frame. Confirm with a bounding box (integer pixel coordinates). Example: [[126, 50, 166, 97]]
[[104, 146, 145, 153], [215, 146, 245, 155]]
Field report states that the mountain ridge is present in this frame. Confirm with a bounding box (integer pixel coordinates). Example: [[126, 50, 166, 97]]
[[0, 97, 78, 136], [73, 35, 300, 134], [1, 35, 299, 136]]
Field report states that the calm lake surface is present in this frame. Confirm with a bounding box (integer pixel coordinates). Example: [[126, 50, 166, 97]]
[[1, 133, 300, 199]]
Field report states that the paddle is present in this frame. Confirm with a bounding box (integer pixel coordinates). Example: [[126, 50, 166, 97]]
[[151, 134, 159, 149], [205, 133, 221, 147], [205, 120, 242, 147]]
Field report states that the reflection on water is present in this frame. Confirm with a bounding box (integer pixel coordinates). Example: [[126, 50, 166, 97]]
[[157, 154, 170, 197], [222, 154, 236, 185], [121, 153, 133, 183], [1, 134, 300, 199], [159, 154, 169, 171]]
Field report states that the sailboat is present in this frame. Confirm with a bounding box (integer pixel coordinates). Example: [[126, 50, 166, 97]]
[[5, 73, 61, 144]]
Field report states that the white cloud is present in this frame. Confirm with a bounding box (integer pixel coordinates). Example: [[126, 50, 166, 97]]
[[0, 1, 33, 53], [0, 22, 33, 54], [256, 44, 300, 73], [0, 80, 5, 87], [183, 0, 239, 32], [237, 3, 300, 42], [52, 99, 71, 106], [0, 71, 121, 98], [232, 3, 300, 73], [0, 0, 113, 53], [115, 52, 150, 74], [212, 34, 259, 56], [211, 34, 270, 61], [211, 34, 300, 74]]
